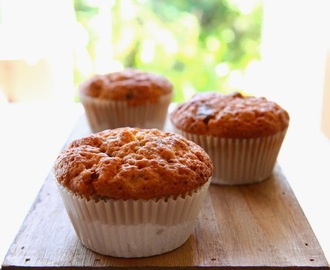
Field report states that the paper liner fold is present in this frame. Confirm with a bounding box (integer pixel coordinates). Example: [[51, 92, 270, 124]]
[[175, 129, 287, 185], [57, 178, 210, 258], [79, 92, 172, 132]]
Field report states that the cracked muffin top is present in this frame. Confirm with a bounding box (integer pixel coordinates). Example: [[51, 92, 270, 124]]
[[170, 92, 289, 138], [78, 68, 173, 106], [53, 127, 213, 200]]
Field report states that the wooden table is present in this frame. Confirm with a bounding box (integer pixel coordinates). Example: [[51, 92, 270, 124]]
[[2, 115, 330, 270]]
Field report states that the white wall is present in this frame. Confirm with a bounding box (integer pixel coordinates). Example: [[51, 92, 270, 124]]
[[259, 0, 329, 128], [0, 0, 79, 103], [260, 0, 330, 261]]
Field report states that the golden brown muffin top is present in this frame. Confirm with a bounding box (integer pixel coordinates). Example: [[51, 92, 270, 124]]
[[79, 69, 173, 105], [170, 92, 290, 138], [53, 128, 213, 200]]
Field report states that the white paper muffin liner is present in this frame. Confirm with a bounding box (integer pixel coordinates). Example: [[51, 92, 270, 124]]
[[56, 178, 211, 258], [79, 92, 172, 132], [174, 128, 288, 185]]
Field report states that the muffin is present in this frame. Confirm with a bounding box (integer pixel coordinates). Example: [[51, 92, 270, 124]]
[[53, 127, 213, 258], [170, 91, 289, 185], [78, 68, 173, 132]]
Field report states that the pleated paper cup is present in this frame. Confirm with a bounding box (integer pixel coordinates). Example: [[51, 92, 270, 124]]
[[174, 128, 288, 185], [79, 92, 172, 132], [56, 178, 211, 258]]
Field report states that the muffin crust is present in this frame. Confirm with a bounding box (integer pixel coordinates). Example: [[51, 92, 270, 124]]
[[170, 92, 290, 138], [79, 69, 173, 106], [53, 128, 213, 200]]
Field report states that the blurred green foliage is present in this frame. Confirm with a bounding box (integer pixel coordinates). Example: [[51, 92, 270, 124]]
[[74, 0, 263, 102]]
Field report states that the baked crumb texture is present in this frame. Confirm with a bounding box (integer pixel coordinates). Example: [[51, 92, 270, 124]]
[[54, 128, 213, 200], [170, 92, 290, 138], [79, 68, 173, 105]]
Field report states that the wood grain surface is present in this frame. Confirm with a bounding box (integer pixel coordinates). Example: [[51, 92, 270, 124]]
[[2, 115, 329, 270]]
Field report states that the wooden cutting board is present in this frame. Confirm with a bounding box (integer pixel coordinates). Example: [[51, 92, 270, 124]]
[[2, 115, 329, 270]]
